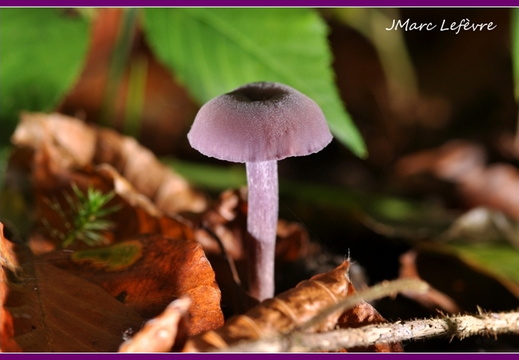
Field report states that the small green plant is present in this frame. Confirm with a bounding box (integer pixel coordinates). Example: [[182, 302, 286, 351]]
[[45, 184, 120, 248]]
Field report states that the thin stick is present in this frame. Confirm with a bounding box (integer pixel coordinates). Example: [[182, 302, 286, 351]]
[[223, 311, 519, 352]]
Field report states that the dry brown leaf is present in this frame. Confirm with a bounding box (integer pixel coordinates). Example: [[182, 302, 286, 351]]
[[8, 112, 206, 256], [92, 126, 206, 214], [395, 140, 485, 182], [45, 233, 224, 336], [29, 166, 194, 253], [91, 165, 196, 242], [458, 164, 519, 221], [22, 150, 196, 255], [0, 222, 22, 352], [194, 189, 248, 261], [182, 260, 353, 352], [1, 234, 145, 352], [337, 302, 403, 352], [0, 310, 21, 352], [275, 219, 312, 262], [197, 189, 312, 263], [11, 112, 206, 215], [119, 296, 191, 352], [0, 223, 18, 273], [394, 140, 519, 221]]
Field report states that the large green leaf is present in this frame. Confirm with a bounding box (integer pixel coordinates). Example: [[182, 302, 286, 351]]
[[143, 8, 366, 157], [0, 8, 89, 145]]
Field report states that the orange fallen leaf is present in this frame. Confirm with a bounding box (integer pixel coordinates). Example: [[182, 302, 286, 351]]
[[44, 233, 224, 336], [0, 310, 21, 352], [0, 222, 18, 272], [11, 112, 207, 216], [1, 226, 145, 352], [0, 222, 22, 352]]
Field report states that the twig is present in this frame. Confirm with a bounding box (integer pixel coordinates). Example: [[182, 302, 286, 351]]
[[223, 310, 519, 352]]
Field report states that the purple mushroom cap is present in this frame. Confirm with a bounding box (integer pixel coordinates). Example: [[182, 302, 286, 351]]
[[187, 82, 333, 163]]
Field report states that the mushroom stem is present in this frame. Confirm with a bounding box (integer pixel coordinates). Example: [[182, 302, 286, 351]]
[[245, 160, 278, 301]]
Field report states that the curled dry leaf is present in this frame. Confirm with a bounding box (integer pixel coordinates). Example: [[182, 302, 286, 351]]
[[9, 112, 205, 255], [395, 140, 486, 182], [395, 139, 519, 221], [92, 125, 206, 214], [119, 296, 191, 352], [194, 189, 248, 262], [197, 189, 312, 264], [0, 310, 21, 352], [0, 223, 18, 272], [459, 164, 519, 221], [182, 260, 354, 352], [0, 222, 22, 352], [11, 112, 207, 215], [337, 302, 403, 352]]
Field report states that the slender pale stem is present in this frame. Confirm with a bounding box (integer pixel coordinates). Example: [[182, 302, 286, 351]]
[[245, 160, 278, 301]]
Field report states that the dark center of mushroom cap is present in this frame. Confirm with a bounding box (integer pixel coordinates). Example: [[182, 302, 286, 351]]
[[227, 82, 288, 103]]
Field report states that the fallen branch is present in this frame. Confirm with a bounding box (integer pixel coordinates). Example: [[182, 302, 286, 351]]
[[224, 310, 519, 352]]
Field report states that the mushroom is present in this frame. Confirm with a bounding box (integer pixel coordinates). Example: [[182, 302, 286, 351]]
[[187, 81, 333, 301]]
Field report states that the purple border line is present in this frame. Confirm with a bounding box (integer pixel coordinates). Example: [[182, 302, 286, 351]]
[[1, 354, 519, 358], [1, 353, 519, 358], [0, 1, 519, 6], [0, 3, 518, 360]]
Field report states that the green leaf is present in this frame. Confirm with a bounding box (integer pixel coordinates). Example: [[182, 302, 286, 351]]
[[0, 8, 89, 145], [448, 243, 519, 284], [143, 8, 366, 157]]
